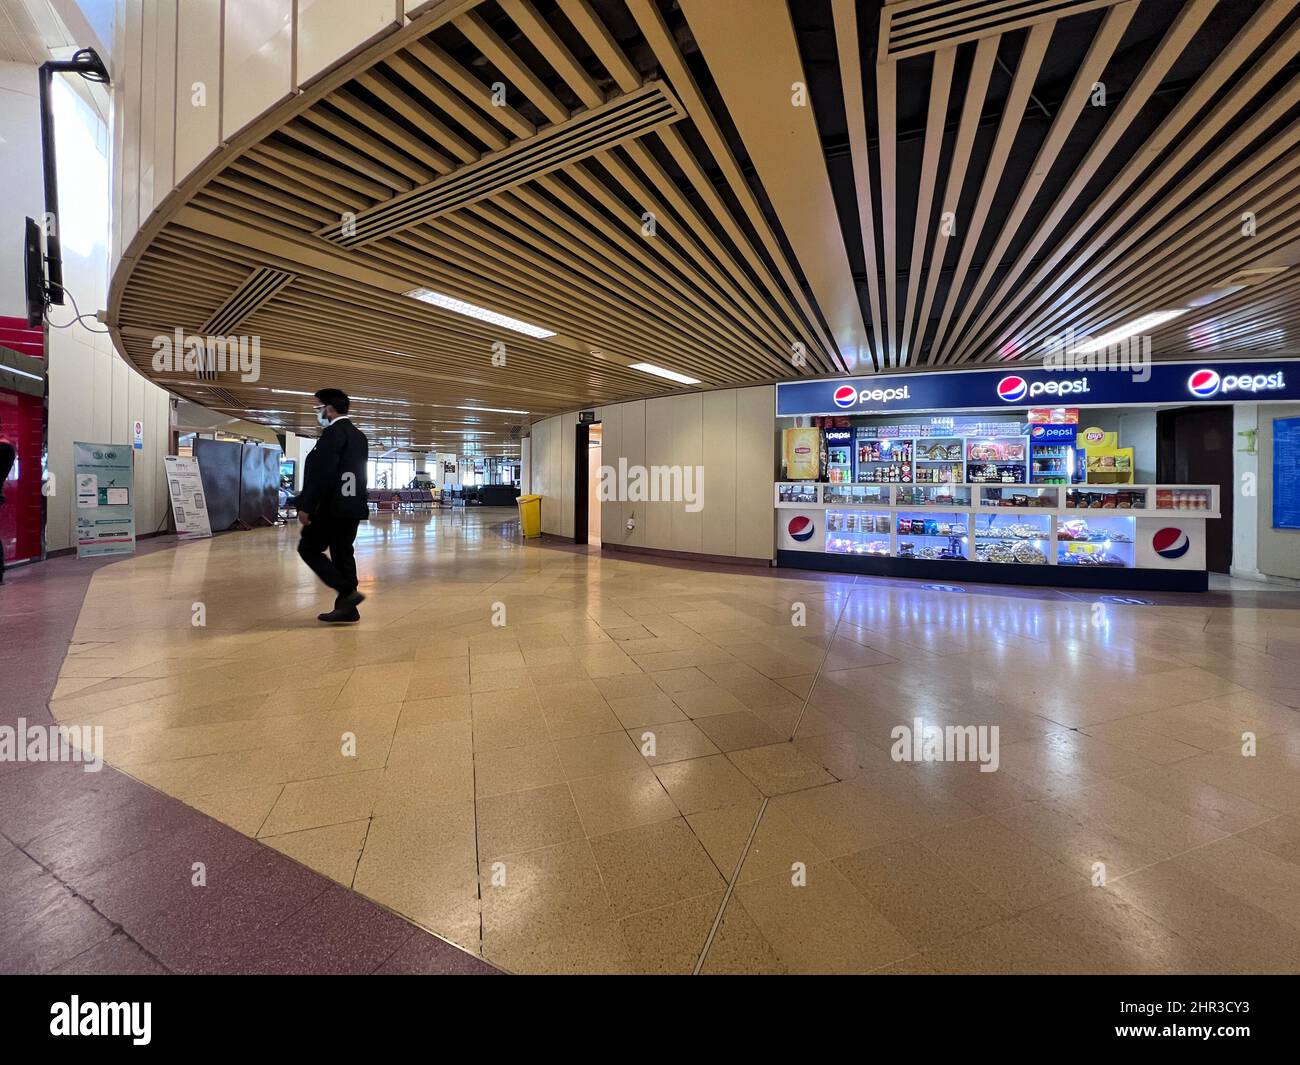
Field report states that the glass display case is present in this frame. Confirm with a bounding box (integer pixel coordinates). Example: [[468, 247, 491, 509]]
[[826, 509, 891, 556], [894, 484, 972, 507], [966, 438, 1027, 484], [777, 482, 820, 504], [1152, 487, 1213, 512], [913, 437, 965, 484], [980, 486, 1059, 509], [1056, 515, 1135, 568], [895, 512, 969, 560], [824, 484, 891, 506], [1063, 486, 1148, 511], [974, 512, 1051, 564], [855, 434, 913, 483]]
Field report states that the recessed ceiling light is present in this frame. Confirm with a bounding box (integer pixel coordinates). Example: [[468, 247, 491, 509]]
[[1075, 310, 1188, 352], [406, 288, 556, 339], [629, 362, 700, 385]]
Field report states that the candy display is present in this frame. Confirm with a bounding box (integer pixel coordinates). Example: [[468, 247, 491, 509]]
[[1056, 518, 1133, 543], [1058, 547, 1128, 567], [1155, 489, 1211, 510], [827, 537, 889, 556], [976, 540, 1048, 564], [897, 517, 967, 536], [967, 462, 1027, 484], [982, 488, 1057, 507], [897, 537, 966, 560], [979, 520, 1047, 540], [1064, 489, 1146, 509]]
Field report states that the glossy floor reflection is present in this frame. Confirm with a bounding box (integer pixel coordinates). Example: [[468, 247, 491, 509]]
[[50, 509, 1300, 973]]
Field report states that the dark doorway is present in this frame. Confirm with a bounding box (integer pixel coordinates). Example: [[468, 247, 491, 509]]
[[573, 422, 588, 545], [1157, 406, 1234, 573]]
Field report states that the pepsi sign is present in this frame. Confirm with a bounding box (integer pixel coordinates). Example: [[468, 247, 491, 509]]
[[1029, 424, 1076, 442], [777, 359, 1300, 416], [787, 515, 816, 542], [1152, 527, 1190, 559]]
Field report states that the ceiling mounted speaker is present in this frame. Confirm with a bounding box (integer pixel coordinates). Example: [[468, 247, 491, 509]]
[[317, 81, 686, 249], [882, 0, 1130, 60]]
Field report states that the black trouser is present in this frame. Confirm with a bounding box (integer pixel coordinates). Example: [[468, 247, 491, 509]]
[[298, 515, 360, 601]]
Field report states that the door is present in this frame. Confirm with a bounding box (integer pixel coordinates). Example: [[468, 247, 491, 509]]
[[1157, 405, 1234, 573]]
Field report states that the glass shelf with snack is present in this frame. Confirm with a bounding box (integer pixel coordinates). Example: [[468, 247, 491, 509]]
[[965, 438, 1027, 484], [824, 484, 890, 506], [893, 484, 972, 507], [1056, 515, 1136, 569], [913, 438, 965, 484], [974, 513, 1051, 564], [1063, 487, 1148, 511], [776, 482, 821, 505], [1151, 486, 1215, 513], [826, 510, 891, 556], [894, 512, 969, 560], [979, 486, 1059, 509], [855, 435, 914, 483]]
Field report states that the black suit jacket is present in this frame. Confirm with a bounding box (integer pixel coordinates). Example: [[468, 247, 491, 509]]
[[294, 418, 369, 520], [0, 441, 14, 506]]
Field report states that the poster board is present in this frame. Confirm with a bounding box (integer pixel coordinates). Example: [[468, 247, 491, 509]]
[[164, 456, 212, 539], [1273, 417, 1300, 530], [74, 441, 135, 558]]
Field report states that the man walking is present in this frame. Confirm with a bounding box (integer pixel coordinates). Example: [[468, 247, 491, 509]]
[[294, 388, 369, 623]]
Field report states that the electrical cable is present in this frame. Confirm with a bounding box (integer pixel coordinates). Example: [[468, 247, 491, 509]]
[[43, 286, 109, 333]]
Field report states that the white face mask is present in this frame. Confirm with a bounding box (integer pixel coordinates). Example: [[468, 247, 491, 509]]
[[314, 407, 331, 427]]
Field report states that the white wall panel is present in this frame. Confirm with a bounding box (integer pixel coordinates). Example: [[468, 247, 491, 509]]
[[118, 0, 142, 252], [670, 392, 703, 554], [137, 0, 156, 217], [643, 398, 672, 550], [621, 400, 646, 548], [174, 0, 222, 181], [736, 385, 776, 560], [150, 0, 178, 209], [221, 0, 294, 139], [702, 389, 737, 557], [298, 0, 399, 86]]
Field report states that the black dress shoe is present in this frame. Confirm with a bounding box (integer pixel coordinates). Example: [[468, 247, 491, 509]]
[[335, 589, 366, 610], [318, 608, 361, 624]]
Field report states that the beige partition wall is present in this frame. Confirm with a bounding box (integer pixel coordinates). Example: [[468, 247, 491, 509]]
[[530, 385, 775, 561]]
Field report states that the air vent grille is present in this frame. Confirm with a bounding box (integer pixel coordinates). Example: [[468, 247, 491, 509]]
[[200, 267, 296, 336], [318, 81, 685, 249], [881, 0, 1127, 60]]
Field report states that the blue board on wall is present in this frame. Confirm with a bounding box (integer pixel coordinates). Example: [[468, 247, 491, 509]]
[[1274, 418, 1300, 530]]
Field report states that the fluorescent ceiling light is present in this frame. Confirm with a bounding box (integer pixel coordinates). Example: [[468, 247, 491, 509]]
[[270, 389, 315, 396], [407, 288, 556, 339], [629, 362, 700, 385], [2, 366, 44, 383], [457, 405, 529, 414], [1075, 310, 1188, 352]]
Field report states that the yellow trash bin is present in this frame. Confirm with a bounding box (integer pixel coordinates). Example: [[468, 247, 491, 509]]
[[517, 494, 542, 538]]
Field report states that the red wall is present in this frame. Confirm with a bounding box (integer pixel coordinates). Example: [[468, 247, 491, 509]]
[[1, 317, 46, 566]]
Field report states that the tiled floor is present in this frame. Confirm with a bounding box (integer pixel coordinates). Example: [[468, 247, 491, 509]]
[[36, 508, 1300, 973]]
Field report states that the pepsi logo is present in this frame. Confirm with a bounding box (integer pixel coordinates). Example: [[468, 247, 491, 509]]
[[1031, 425, 1046, 437], [1152, 527, 1190, 559], [1188, 369, 1220, 398], [833, 385, 858, 408], [997, 376, 1028, 403], [788, 515, 816, 542]]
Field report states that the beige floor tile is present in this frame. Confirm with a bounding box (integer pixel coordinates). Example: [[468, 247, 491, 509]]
[[606, 691, 689, 730], [257, 769, 384, 837], [568, 766, 680, 836], [187, 783, 284, 836], [834, 838, 1008, 949], [261, 819, 370, 886], [1237, 813, 1300, 865], [728, 743, 836, 796], [589, 818, 727, 918], [619, 892, 720, 974], [628, 720, 720, 765], [916, 816, 1096, 913], [693, 711, 788, 752], [669, 685, 751, 720], [480, 839, 615, 943], [734, 863, 914, 974], [477, 783, 585, 859], [471, 707, 550, 753], [654, 755, 763, 816], [698, 896, 789, 974], [770, 781, 908, 857], [474, 741, 564, 797], [552, 731, 646, 780]]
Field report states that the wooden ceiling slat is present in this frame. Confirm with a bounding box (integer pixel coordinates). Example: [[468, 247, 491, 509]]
[[452, 9, 570, 125]]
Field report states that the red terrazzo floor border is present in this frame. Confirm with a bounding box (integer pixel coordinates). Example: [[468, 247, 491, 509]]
[[0, 538, 499, 976]]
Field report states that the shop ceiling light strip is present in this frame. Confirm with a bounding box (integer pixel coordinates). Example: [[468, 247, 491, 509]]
[[317, 82, 685, 249]]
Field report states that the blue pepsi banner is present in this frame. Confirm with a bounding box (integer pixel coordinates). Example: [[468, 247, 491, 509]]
[[776, 359, 1300, 416], [1029, 424, 1077, 443]]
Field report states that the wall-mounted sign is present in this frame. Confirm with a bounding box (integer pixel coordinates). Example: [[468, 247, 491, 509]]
[[578, 410, 597, 424], [776, 359, 1300, 416], [1273, 417, 1300, 530], [133, 420, 144, 450]]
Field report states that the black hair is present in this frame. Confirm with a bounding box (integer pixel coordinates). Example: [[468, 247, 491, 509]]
[[314, 388, 350, 414]]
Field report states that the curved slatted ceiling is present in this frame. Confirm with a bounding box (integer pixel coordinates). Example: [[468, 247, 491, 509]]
[[112, 0, 1300, 448]]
